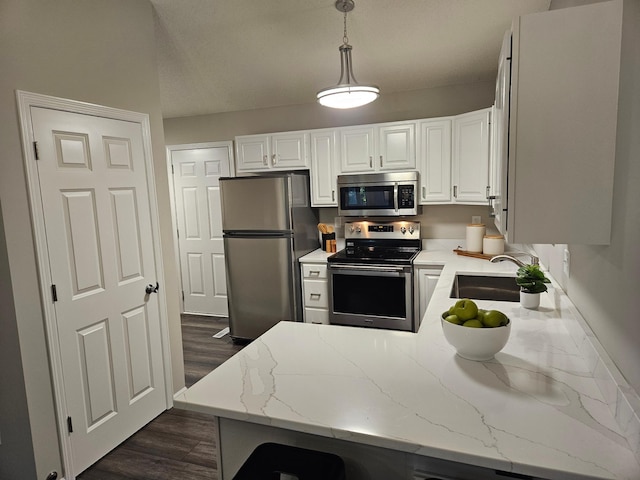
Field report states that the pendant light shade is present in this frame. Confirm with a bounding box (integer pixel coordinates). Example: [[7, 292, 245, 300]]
[[317, 0, 379, 109]]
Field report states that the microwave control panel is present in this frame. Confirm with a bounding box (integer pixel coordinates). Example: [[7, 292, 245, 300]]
[[398, 184, 415, 208]]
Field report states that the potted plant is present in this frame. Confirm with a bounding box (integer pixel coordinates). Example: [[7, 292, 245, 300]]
[[516, 264, 551, 309]]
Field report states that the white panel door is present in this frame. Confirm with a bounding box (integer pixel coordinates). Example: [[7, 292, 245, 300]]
[[170, 144, 231, 316], [30, 106, 167, 474]]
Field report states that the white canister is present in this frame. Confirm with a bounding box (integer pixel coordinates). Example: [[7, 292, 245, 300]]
[[466, 224, 485, 253], [483, 235, 505, 256]]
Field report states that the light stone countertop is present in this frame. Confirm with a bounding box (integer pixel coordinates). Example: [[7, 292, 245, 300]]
[[175, 249, 640, 480]]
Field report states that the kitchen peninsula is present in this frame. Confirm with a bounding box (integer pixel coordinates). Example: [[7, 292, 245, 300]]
[[175, 252, 640, 480]]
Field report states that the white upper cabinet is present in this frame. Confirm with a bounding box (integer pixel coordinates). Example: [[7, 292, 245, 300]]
[[490, 31, 511, 234], [339, 126, 376, 173], [339, 121, 416, 174], [502, 1, 621, 244], [377, 122, 416, 171], [418, 118, 452, 203], [235, 131, 309, 173], [452, 108, 491, 204], [309, 129, 339, 206], [418, 108, 491, 205]]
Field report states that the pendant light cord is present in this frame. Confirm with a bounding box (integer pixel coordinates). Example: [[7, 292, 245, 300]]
[[343, 10, 349, 46]]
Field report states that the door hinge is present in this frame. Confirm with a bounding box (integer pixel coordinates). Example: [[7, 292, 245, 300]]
[[171, 164, 174, 174], [181, 290, 185, 302], [33, 141, 39, 160], [51, 284, 58, 302], [176, 229, 179, 239], [67, 416, 73, 433]]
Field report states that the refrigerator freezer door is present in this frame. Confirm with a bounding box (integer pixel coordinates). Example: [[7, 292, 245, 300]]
[[224, 235, 297, 340], [220, 176, 291, 232]]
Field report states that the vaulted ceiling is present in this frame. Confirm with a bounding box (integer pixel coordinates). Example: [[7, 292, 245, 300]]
[[151, 0, 551, 118]]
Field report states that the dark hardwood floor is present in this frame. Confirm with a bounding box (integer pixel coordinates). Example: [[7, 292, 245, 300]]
[[78, 314, 244, 480]]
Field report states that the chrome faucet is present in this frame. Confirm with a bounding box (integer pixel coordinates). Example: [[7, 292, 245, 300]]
[[490, 254, 539, 268]]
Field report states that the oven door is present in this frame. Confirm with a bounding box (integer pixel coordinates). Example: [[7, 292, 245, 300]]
[[328, 263, 414, 332]]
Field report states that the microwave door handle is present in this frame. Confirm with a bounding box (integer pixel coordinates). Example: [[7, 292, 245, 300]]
[[394, 183, 399, 212]]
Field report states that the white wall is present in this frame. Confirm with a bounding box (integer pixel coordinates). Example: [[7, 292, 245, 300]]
[[163, 81, 496, 144], [0, 1, 183, 477]]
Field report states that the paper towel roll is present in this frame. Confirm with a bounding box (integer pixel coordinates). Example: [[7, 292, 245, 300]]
[[466, 224, 485, 253]]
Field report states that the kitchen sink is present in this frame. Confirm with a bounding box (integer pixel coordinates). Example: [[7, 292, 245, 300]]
[[450, 274, 520, 302]]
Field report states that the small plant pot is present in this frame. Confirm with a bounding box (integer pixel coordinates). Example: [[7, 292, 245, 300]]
[[520, 291, 540, 309]]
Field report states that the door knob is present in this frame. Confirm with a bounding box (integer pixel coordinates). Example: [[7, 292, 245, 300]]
[[145, 282, 159, 294]]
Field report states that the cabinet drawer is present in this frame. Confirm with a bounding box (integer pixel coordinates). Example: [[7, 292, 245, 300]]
[[302, 263, 327, 279], [303, 279, 328, 308], [304, 308, 329, 325]]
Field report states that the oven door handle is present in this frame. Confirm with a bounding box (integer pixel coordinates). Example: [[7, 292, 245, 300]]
[[329, 264, 408, 275]]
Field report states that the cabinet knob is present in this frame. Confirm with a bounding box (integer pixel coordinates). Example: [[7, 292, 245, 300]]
[[369, 156, 372, 168], [263, 155, 268, 165], [453, 185, 458, 198], [380, 155, 383, 167], [272, 154, 277, 166], [332, 190, 335, 202], [422, 186, 426, 199]]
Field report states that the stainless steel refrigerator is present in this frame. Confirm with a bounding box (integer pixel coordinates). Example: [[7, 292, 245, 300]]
[[220, 173, 319, 341]]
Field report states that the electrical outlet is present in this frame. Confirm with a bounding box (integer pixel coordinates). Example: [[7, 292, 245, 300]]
[[563, 248, 570, 278], [471, 215, 481, 224]]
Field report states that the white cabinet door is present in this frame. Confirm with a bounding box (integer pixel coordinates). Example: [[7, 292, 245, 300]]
[[490, 32, 512, 234], [414, 266, 443, 328], [310, 130, 339, 206], [235, 132, 308, 173], [452, 108, 491, 204], [378, 122, 416, 171], [339, 126, 375, 173], [271, 132, 309, 170], [505, 2, 620, 244], [235, 135, 270, 172], [418, 118, 452, 204]]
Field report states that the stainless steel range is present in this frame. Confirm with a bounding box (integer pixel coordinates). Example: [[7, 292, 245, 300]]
[[327, 220, 421, 332]]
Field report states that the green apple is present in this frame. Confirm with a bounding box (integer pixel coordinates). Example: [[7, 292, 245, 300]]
[[444, 314, 462, 325], [462, 319, 484, 328], [482, 310, 509, 328], [476, 309, 487, 323], [450, 299, 478, 321]]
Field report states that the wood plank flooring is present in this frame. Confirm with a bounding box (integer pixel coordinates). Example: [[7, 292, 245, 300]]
[[78, 314, 245, 480]]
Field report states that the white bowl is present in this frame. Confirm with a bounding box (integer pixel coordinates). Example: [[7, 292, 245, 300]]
[[441, 314, 511, 361]]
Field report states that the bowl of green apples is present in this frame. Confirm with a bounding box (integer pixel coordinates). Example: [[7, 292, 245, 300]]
[[441, 299, 510, 361]]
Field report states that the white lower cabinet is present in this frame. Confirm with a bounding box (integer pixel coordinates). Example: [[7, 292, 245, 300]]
[[301, 262, 329, 324], [414, 265, 443, 328]]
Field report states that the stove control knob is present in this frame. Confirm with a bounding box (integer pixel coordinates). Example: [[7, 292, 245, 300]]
[[355, 226, 361, 234], [400, 226, 407, 234], [408, 226, 415, 234]]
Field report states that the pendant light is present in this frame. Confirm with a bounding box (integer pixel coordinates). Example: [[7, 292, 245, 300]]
[[317, 0, 380, 109]]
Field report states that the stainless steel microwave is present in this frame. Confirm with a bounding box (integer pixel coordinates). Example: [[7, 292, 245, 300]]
[[337, 171, 419, 217]]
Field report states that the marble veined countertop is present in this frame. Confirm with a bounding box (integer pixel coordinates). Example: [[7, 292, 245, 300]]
[[175, 250, 640, 480]]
